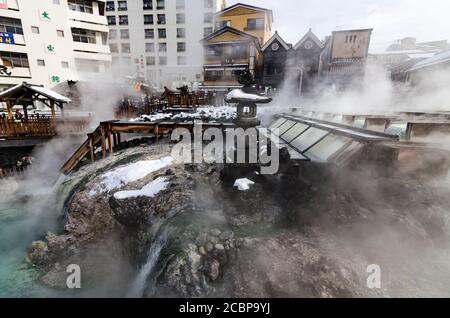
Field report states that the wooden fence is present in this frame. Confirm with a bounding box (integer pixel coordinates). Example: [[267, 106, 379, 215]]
[[0, 114, 56, 137]]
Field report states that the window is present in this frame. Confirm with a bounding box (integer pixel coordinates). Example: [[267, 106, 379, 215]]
[[177, 56, 186, 65], [145, 29, 154, 39], [176, 28, 185, 38], [31, 26, 40, 34], [215, 20, 230, 29], [204, 27, 213, 36], [204, 0, 213, 8], [118, 1, 127, 11], [158, 28, 166, 39], [157, 14, 166, 24], [0, 17, 23, 34], [61, 61, 69, 68], [68, 0, 93, 14], [176, 13, 185, 24], [246, 18, 264, 30], [37, 59, 45, 66], [110, 43, 119, 52], [0, 52, 29, 68], [145, 43, 154, 52], [177, 42, 186, 52], [159, 56, 167, 65], [156, 0, 165, 10], [106, 1, 115, 11], [120, 29, 129, 39], [72, 28, 96, 44], [204, 13, 213, 23], [143, 0, 153, 10], [109, 29, 117, 39], [158, 42, 166, 52], [144, 14, 154, 25], [57, 30, 64, 37], [176, 0, 185, 9], [119, 15, 128, 25], [121, 43, 130, 53], [146, 56, 155, 65], [107, 16, 116, 25]]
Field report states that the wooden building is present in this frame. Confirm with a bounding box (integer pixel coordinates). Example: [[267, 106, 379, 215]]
[[261, 32, 292, 89], [291, 29, 324, 94], [201, 26, 263, 90], [319, 29, 373, 86], [214, 3, 274, 45]]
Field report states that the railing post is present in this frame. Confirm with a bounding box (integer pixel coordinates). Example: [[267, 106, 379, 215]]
[[107, 124, 113, 155], [100, 125, 106, 159], [6, 100, 13, 120]]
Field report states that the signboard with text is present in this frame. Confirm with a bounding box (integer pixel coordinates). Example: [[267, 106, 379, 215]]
[[0, 32, 15, 45]]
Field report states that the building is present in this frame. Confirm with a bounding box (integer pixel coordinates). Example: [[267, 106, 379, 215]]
[[291, 28, 324, 94], [214, 3, 273, 45], [0, 0, 111, 91], [201, 26, 262, 90], [406, 49, 450, 85], [106, 0, 226, 91], [201, 2, 273, 90], [374, 37, 448, 68], [319, 28, 372, 84], [261, 32, 291, 89]]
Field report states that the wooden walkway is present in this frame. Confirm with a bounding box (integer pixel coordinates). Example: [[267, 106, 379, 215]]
[[61, 120, 236, 175]]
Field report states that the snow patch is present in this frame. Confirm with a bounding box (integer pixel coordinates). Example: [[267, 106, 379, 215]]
[[226, 89, 270, 102], [132, 106, 236, 123], [90, 156, 174, 195], [114, 177, 169, 200], [233, 178, 255, 191]]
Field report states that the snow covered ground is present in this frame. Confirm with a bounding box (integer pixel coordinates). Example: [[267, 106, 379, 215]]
[[131, 106, 236, 123], [233, 178, 255, 191], [114, 177, 169, 200], [89, 156, 174, 195]]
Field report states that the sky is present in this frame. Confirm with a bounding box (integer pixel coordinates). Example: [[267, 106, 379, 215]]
[[227, 0, 450, 53]]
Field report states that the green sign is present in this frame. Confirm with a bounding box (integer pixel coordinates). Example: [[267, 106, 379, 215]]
[[40, 10, 51, 21], [51, 75, 61, 83]]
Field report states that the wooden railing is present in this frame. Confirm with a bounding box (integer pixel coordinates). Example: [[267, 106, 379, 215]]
[[0, 115, 56, 137], [167, 92, 210, 108]]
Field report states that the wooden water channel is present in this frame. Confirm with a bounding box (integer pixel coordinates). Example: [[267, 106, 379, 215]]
[[60, 120, 236, 175]]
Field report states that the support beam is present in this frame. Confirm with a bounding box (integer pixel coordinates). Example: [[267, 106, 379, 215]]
[[107, 125, 113, 155], [100, 127, 106, 159], [6, 100, 13, 120], [50, 100, 56, 119], [89, 135, 95, 162]]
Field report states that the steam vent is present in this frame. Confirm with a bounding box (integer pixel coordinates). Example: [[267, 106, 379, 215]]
[[2, 0, 450, 309]]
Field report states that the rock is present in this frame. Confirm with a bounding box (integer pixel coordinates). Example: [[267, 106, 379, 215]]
[[206, 242, 214, 252], [210, 228, 221, 236], [199, 246, 207, 256], [41, 269, 68, 289], [203, 258, 220, 281], [215, 244, 225, 251], [28, 241, 51, 268]]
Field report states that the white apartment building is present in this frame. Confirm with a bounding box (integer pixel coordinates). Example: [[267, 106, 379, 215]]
[[0, 0, 111, 91], [106, 0, 225, 90]]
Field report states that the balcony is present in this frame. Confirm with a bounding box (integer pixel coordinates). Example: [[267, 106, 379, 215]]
[[68, 10, 109, 31], [0, 67, 32, 79]]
